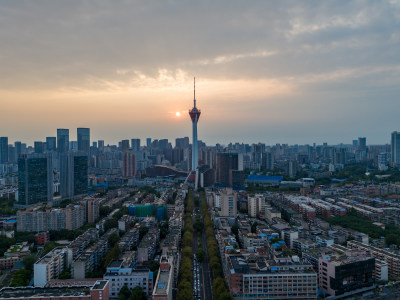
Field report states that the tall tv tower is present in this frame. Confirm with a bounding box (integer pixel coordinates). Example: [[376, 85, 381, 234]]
[[189, 77, 201, 171]]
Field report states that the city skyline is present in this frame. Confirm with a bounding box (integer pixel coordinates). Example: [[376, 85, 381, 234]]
[[1, 1, 400, 145]]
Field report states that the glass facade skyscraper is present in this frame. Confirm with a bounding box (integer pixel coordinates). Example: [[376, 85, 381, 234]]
[[57, 129, 69, 153], [60, 152, 88, 199], [46, 137, 56, 152], [77, 127, 90, 154], [18, 154, 53, 205], [0, 137, 9, 163]]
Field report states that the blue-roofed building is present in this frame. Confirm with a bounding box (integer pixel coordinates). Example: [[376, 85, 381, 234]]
[[246, 175, 283, 185]]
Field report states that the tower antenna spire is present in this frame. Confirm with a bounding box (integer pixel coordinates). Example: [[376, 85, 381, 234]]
[[194, 77, 196, 108]]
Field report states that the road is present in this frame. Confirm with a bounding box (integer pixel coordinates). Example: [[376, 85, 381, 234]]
[[192, 196, 213, 300]]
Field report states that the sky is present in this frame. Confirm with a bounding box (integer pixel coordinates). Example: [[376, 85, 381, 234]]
[[1, 0, 399, 146]]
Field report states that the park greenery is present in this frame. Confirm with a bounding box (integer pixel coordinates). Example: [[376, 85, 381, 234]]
[[0, 197, 17, 216], [10, 254, 37, 287], [327, 208, 400, 247]]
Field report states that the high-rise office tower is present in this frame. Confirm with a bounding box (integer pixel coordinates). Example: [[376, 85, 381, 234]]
[[189, 78, 201, 171], [34, 141, 44, 154], [131, 139, 141, 152], [46, 137, 57, 152], [216, 152, 243, 186], [98, 140, 105, 151], [122, 151, 136, 177], [121, 140, 130, 152], [146, 138, 152, 147], [0, 137, 9, 163], [391, 131, 400, 166], [14, 141, 22, 157], [77, 128, 90, 153], [8, 146, 17, 163], [60, 152, 88, 199], [18, 154, 53, 205], [57, 129, 69, 153], [176, 137, 190, 149], [358, 137, 367, 151]]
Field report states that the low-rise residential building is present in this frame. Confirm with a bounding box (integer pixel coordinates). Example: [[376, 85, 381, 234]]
[[152, 255, 174, 300], [72, 228, 117, 279], [0, 280, 109, 300], [225, 253, 317, 299], [103, 260, 153, 299]]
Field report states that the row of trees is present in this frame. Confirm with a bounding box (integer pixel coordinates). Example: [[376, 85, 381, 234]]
[[177, 190, 194, 300], [200, 191, 232, 300]]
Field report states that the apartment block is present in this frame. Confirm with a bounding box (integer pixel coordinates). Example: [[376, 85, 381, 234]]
[[347, 240, 400, 279], [34, 247, 73, 287]]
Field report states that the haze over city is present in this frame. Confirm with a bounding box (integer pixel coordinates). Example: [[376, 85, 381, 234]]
[[1, 1, 400, 145]]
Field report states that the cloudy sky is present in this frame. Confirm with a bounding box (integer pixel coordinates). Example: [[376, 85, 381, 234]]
[[1, 0, 399, 146]]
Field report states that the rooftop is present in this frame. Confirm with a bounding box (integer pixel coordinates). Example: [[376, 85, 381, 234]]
[[0, 286, 90, 299]]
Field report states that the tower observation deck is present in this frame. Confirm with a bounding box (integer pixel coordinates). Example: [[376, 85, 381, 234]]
[[189, 78, 201, 171]]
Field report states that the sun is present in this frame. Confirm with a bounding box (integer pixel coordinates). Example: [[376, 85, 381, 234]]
[[176, 112, 181, 117]]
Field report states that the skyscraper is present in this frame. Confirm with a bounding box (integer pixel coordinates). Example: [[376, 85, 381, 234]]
[[18, 154, 53, 205], [14, 141, 22, 157], [189, 78, 201, 171], [60, 152, 88, 199], [358, 137, 367, 151], [77, 128, 90, 153], [46, 137, 57, 152], [391, 131, 400, 166], [34, 141, 44, 154], [98, 140, 105, 151], [131, 139, 141, 152], [0, 137, 9, 163], [57, 129, 69, 153], [216, 152, 243, 186], [121, 139, 130, 152], [122, 151, 136, 177]]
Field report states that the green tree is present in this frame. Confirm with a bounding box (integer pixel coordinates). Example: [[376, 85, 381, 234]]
[[130, 286, 147, 300], [10, 269, 31, 287], [108, 232, 120, 247], [43, 242, 58, 255], [231, 224, 239, 235], [139, 226, 149, 240], [118, 285, 131, 300], [104, 244, 120, 269], [22, 255, 37, 272], [59, 268, 71, 279], [196, 248, 205, 263], [104, 219, 118, 232], [100, 206, 112, 218]]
